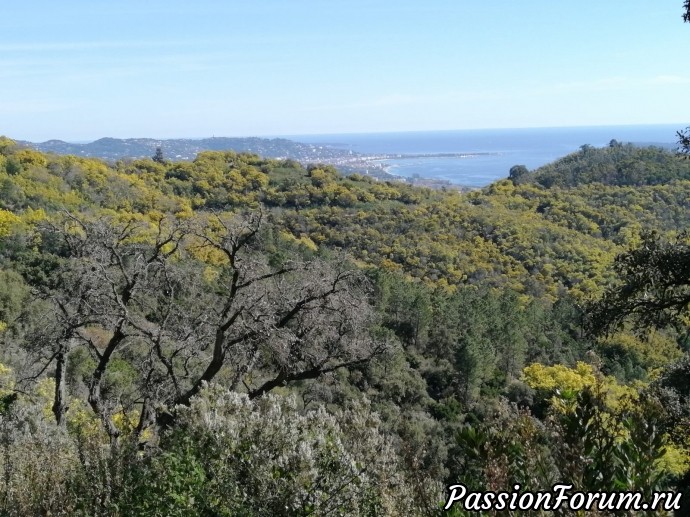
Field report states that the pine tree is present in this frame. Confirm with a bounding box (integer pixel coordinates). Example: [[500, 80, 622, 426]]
[[152, 146, 165, 164]]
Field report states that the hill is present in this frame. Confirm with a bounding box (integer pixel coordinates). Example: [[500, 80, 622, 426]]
[[519, 141, 690, 188], [2, 136, 689, 298], [0, 135, 688, 514], [19, 135, 357, 162]]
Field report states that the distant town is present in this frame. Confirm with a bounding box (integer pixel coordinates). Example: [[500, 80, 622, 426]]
[[19, 136, 472, 190]]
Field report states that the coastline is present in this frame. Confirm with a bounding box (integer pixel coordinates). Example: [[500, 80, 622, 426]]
[[331, 153, 480, 191]]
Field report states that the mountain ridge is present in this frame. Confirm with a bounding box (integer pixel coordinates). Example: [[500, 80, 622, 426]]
[[17, 136, 356, 163]]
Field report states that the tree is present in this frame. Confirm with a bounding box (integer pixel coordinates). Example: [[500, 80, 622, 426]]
[[586, 232, 690, 336], [152, 146, 165, 164], [651, 353, 690, 443], [508, 164, 529, 185], [678, 127, 690, 157], [677, 3, 690, 154], [0, 137, 18, 157], [21, 210, 385, 441]]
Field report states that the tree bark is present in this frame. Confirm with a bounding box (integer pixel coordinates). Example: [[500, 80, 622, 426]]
[[52, 348, 67, 426]]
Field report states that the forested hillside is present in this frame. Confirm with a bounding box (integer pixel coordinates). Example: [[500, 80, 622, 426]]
[[0, 136, 688, 515], [520, 141, 690, 188]]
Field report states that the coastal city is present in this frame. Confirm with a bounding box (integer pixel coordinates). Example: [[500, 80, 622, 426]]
[[21, 136, 471, 189]]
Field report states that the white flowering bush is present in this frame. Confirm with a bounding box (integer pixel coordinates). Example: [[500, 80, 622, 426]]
[[0, 368, 138, 516], [0, 413, 79, 515], [0, 378, 441, 515], [121, 384, 440, 516]]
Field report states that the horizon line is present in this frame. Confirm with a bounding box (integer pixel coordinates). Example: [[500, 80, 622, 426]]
[[9, 122, 686, 144]]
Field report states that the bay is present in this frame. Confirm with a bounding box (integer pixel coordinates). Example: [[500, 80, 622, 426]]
[[288, 124, 681, 187]]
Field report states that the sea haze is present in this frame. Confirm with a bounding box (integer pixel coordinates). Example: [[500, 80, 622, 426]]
[[288, 125, 681, 187]]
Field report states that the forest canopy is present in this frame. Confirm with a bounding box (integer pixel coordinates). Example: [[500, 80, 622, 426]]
[[0, 136, 689, 514]]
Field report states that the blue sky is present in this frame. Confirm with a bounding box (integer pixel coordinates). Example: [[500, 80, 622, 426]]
[[2, 1, 689, 141]]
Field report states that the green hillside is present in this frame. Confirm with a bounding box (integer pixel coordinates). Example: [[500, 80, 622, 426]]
[[0, 136, 688, 515]]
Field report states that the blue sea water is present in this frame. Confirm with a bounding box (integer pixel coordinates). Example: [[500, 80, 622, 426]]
[[289, 124, 681, 187]]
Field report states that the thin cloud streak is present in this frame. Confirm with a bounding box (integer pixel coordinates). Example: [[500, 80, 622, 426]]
[[0, 40, 209, 52]]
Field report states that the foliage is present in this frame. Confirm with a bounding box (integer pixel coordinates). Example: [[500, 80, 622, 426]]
[[651, 353, 690, 445], [523, 361, 596, 394], [0, 380, 440, 516], [152, 146, 166, 164], [0, 140, 687, 512], [678, 127, 690, 156], [508, 164, 529, 185], [525, 143, 690, 188], [0, 210, 20, 238], [596, 331, 682, 381], [450, 386, 672, 511], [1, 142, 688, 303], [587, 232, 690, 335], [15, 211, 384, 439], [121, 385, 439, 516]]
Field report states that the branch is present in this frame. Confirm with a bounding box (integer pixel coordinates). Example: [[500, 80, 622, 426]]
[[248, 353, 380, 400]]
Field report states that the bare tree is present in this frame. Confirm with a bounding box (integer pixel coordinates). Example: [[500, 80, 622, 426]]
[[21, 210, 384, 442]]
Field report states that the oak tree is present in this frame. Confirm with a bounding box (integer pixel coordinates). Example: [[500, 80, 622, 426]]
[[22, 210, 384, 441]]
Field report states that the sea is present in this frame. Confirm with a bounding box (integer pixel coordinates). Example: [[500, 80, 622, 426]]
[[288, 124, 682, 187]]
